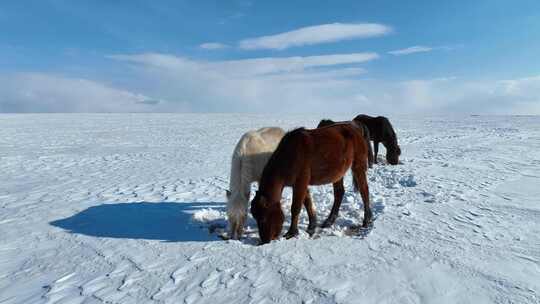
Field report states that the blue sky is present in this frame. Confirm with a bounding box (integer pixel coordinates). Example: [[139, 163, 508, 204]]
[[1, 0, 539, 113]]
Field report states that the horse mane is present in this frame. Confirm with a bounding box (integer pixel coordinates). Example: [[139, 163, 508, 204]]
[[285, 127, 307, 137], [378, 116, 398, 145], [317, 119, 335, 128], [317, 120, 357, 130], [258, 127, 305, 195], [268, 127, 306, 160], [271, 127, 307, 153]]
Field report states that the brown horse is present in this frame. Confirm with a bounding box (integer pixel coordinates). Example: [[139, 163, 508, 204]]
[[250, 122, 372, 244], [353, 114, 401, 165], [316, 119, 373, 228]]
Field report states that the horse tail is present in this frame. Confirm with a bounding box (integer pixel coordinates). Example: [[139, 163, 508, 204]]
[[351, 121, 372, 192], [351, 120, 373, 169], [363, 125, 374, 168], [228, 137, 245, 198]]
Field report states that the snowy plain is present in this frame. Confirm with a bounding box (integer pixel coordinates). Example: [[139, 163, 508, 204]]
[[0, 113, 539, 304]]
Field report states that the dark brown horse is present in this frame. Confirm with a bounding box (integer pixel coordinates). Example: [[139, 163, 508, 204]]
[[250, 123, 372, 244], [316, 119, 373, 228], [353, 114, 401, 165]]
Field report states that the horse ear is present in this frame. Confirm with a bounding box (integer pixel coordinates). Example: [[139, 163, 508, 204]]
[[225, 190, 231, 199]]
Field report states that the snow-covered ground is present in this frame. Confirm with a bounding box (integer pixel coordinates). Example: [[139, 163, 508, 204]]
[[1, 114, 539, 304]]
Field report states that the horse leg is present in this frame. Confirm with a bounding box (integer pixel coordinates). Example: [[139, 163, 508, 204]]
[[303, 189, 317, 236], [373, 141, 379, 164], [353, 169, 372, 227], [321, 178, 344, 228], [284, 181, 309, 239]]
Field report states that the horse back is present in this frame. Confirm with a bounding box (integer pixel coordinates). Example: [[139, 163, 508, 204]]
[[354, 114, 395, 143], [238, 127, 285, 156], [307, 124, 368, 183], [263, 124, 367, 186]]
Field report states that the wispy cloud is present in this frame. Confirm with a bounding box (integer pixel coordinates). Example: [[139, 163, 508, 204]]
[[109, 52, 379, 77], [199, 42, 229, 50], [210, 53, 379, 76], [388, 45, 433, 56], [262, 67, 366, 82], [238, 23, 392, 50], [388, 45, 463, 56]]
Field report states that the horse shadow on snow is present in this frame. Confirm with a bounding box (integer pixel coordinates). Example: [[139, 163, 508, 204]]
[[50, 202, 226, 242], [50, 198, 385, 243]]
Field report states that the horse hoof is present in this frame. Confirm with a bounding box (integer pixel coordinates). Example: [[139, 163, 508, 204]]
[[362, 218, 373, 228], [284, 230, 298, 239], [320, 218, 335, 228], [320, 222, 332, 228], [219, 234, 231, 240], [307, 226, 316, 236]]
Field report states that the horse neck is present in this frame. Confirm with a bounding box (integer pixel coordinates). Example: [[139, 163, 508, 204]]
[[383, 138, 398, 151], [258, 171, 284, 204]]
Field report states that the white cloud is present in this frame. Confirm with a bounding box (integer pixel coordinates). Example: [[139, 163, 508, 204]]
[[3, 55, 539, 114], [107, 53, 540, 114], [373, 77, 540, 114], [199, 42, 229, 50], [238, 23, 392, 50], [388, 46, 434, 56], [107, 53, 377, 112], [0, 73, 179, 112]]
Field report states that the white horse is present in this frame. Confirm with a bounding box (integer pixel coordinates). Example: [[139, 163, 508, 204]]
[[226, 127, 285, 240]]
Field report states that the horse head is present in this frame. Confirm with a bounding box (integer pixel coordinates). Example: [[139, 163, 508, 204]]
[[385, 141, 401, 165], [250, 191, 284, 244]]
